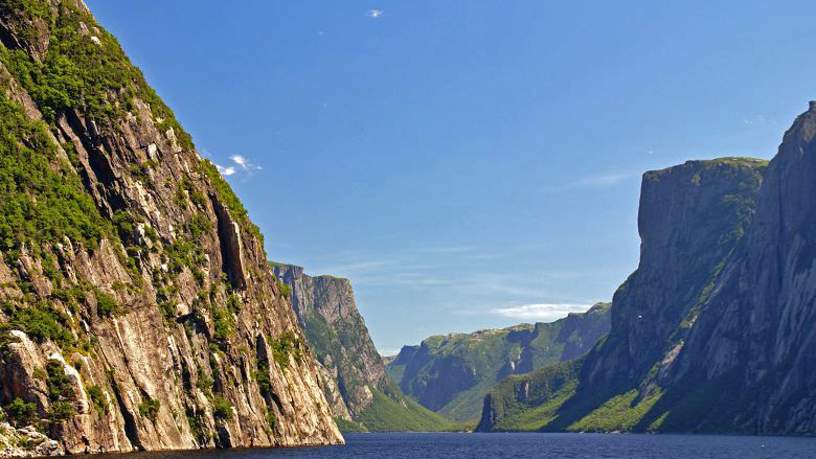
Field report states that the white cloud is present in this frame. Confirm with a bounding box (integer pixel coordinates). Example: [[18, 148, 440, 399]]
[[205, 150, 261, 178], [368, 9, 383, 18], [230, 154, 247, 167], [570, 172, 636, 189], [229, 154, 262, 172], [215, 164, 236, 176], [490, 303, 591, 322], [212, 154, 262, 178]]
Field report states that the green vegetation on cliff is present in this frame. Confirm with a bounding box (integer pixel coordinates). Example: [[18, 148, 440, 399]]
[[0, 0, 344, 449], [356, 387, 462, 432], [0, 0, 192, 146], [0, 0, 262, 242], [478, 360, 667, 432], [0, 92, 109, 261], [388, 302, 611, 422]]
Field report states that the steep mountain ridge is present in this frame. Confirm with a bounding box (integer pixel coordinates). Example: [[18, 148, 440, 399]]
[[389, 303, 611, 422], [0, 0, 342, 454], [272, 263, 385, 420], [665, 102, 816, 433], [478, 155, 770, 432], [272, 263, 454, 432], [582, 157, 767, 391]]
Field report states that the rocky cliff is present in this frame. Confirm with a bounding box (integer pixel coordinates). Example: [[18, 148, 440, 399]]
[[272, 263, 454, 432], [478, 155, 770, 432], [667, 102, 816, 433], [389, 303, 611, 422], [0, 0, 342, 455]]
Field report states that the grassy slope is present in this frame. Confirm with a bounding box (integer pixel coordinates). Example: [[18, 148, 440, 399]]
[[356, 388, 466, 432], [389, 303, 611, 423], [484, 363, 681, 433]]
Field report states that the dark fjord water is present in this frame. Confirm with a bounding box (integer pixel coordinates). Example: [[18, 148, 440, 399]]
[[95, 433, 816, 459]]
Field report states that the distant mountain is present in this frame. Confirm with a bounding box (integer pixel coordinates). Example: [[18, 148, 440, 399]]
[[477, 142, 816, 432], [387, 303, 611, 422], [271, 263, 455, 432]]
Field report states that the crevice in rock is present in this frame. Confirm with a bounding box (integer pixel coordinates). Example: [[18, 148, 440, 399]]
[[60, 111, 126, 214], [0, 25, 22, 53], [215, 425, 232, 448], [109, 377, 142, 451], [211, 195, 247, 290], [254, 335, 283, 412]]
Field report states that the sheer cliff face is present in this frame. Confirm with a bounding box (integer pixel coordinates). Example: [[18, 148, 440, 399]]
[[390, 303, 611, 422], [671, 103, 816, 433], [483, 108, 816, 434], [272, 264, 455, 432], [477, 157, 768, 433], [271, 264, 386, 419], [0, 0, 342, 455], [583, 159, 766, 389]]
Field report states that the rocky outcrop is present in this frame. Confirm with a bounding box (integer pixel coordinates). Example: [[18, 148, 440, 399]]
[[272, 263, 454, 431], [0, 0, 342, 455], [0, 423, 64, 457], [390, 303, 611, 422], [272, 264, 385, 418]]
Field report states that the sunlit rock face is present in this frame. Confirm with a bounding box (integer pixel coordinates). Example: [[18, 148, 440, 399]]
[[0, 0, 342, 454], [272, 263, 387, 420], [272, 264, 456, 433]]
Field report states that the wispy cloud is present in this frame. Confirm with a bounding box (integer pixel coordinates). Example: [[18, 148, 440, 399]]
[[412, 245, 477, 255], [367, 9, 384, 18], [567, 171, 638, 189], [314, 259, 394, 276], [215, 154, 262, 178], [229, 154, 262, 172], [304, 246, 610, 297], [490, 303, 591, 322], [379, 348, 402, 357]]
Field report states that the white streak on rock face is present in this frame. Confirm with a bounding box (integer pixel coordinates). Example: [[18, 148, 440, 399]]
[[147, 143, 158, 161], [165, 128, 182, 153], [48, 352, 90, 415]]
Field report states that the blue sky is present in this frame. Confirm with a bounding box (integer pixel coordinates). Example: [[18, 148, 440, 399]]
[[87, 0, 816, 355]]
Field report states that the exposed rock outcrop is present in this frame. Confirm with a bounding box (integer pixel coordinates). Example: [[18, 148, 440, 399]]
[[273, 263, 453, 432], [272, 264, 385, 418], [0, 0, 342, 455]]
